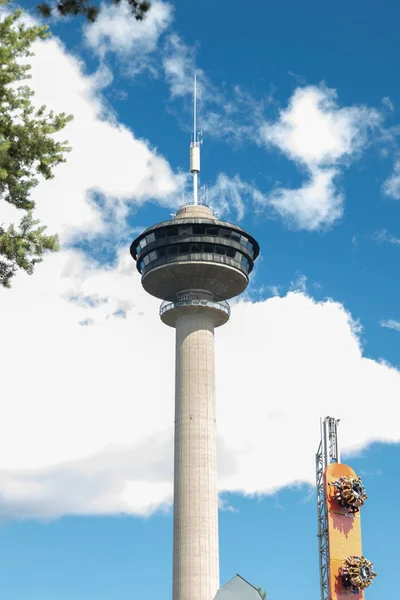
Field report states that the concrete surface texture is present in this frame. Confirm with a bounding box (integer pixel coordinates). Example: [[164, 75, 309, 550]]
[[174, 205, 216, 220], [173, 310, 220, 600]]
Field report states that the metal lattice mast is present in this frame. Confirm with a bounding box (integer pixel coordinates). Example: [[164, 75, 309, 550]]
[[316, 417, 340, 600]]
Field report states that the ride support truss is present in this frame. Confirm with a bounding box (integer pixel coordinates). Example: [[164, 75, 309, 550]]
[[315, 417, 340, 600]]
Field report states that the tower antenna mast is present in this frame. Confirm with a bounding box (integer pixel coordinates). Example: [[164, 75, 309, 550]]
[[190, 74, 201, 205], [194, 73, 197, 145]]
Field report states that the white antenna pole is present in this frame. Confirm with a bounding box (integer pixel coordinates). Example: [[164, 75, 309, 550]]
[[190, 74, 200, 205], [194, 73, 197, 144]]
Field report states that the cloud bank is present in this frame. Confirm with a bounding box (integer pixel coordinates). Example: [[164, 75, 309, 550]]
[[1, 247, 400, 518]]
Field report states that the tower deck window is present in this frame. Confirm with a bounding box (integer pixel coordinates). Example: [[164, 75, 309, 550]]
[[146, 232, 155, 244], [179, 226, 192, 235], [241, 255, 250, 270], [206, 227, 219, 236], [167, 227, 179, 237]]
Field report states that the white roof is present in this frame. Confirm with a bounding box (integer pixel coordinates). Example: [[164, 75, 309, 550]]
[[214, 574, 263, 600]]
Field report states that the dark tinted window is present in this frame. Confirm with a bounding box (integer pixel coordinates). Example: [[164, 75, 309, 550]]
[[193, 225, 206, 235], [191, 244, 201, 253], [215, 246, 225, 255], [158, 247, 167, 257], [226, 248, 236, 258], [155, 229, 166, 240], [179, 226, 192, 235], [231, 231, 241, 242], [203, 243, 214, 253], [206, 227, 219, 236], [179, 243, 190, 253], [167, 246, 178, 255], [166, 227, 179, 237]]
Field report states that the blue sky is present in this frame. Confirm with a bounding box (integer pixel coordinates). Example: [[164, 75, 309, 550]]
[[1, 0, 400, 598]]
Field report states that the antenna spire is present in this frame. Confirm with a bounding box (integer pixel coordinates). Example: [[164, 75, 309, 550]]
[[190, 74, 200, 205], [194, 73, 197, 144]]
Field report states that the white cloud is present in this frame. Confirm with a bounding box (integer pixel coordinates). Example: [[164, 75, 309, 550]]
[[381, 319, 400, 332], [382, 157, 400, 199], [382, 96, 395, 113], [374, 229, 400, 245], [261, 85, 381, 230], [262, 86, 379, 167], [208, 173, 266, 222], [290, 274, 308, 293], [162, 34, 201, 99], [266, 167, 344, 231], [84, 0, 173, 72]]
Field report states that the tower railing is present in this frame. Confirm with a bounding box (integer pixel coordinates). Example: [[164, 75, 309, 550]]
[[179, 199, 210, 209], [160, 295, 230, 319]]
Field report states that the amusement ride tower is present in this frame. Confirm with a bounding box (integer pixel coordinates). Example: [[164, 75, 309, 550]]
[[130, 77, 259, 600], [316, 417, 377, 600]]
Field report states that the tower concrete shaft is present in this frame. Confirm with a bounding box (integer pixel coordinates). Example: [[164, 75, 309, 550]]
[[173, 310, 219, 600]]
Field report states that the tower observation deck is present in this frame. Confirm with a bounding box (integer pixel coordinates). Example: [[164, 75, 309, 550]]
[[130, 79, 259, 600]]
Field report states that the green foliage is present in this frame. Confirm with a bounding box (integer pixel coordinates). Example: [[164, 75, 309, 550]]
[[257, 587, 267, 599], [0, 211, 60, 287], [37, 0, 151, 23], [0, 0, 72, 287]]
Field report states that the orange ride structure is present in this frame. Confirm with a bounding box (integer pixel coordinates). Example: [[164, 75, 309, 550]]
[[316, 417, 377, 600]]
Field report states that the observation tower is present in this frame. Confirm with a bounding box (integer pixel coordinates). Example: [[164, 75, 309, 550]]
[[130, 77, 259, 600]]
